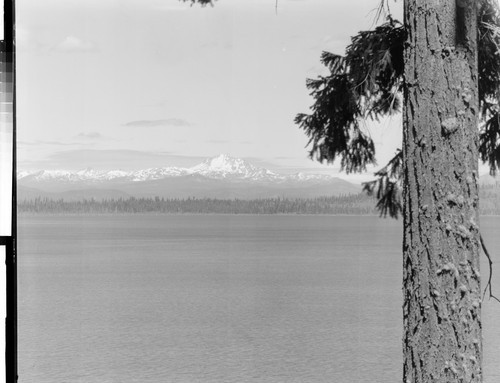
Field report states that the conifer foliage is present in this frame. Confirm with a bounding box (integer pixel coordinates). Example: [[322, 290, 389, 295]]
[[294, 19, 405, 174], [296, 0, 500, 217], [479, 0, 500, 176]]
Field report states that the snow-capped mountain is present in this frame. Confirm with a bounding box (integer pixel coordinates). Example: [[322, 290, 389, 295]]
[[18, 154, 362, 200], [18, 154, 336, 183], [189, 154, 278, 180]]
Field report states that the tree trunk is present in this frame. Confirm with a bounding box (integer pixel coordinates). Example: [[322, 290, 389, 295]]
[[402, 1, 482, 382]]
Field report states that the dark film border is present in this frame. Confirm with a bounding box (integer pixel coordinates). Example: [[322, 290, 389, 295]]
[[0, 0, 17, 382]]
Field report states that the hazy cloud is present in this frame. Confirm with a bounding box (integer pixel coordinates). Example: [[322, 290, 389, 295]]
[[77, 132, 103, 139], [55, 35, 96, 52], [18, 140, 86, 146], [25, 149, 207, 171], [124, 119, 192, 128]]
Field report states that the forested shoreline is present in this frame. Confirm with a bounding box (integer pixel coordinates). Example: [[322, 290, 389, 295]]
[[18, 194, 375, 215], [17, 190, 500, 215]]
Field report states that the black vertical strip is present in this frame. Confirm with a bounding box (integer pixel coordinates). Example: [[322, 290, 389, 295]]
[[4, 0, 17, 382]]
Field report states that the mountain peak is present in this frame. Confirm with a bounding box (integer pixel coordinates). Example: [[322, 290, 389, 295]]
[[206, 153, 247, 169], [212, 153, 233, 161], [189, 154, 264, 179]]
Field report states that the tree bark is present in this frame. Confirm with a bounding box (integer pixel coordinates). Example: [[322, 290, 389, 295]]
[[402, 1, 482, 382]]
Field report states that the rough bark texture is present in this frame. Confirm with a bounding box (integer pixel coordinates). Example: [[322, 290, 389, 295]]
[[402, 1, 482, 382]]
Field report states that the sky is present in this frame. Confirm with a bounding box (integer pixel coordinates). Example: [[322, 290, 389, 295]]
[[16, 0, 405, 181]]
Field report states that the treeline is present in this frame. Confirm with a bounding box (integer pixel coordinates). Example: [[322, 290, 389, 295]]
[[480, 187, 500, 215], [18, 194, 378, 215], [17, 189, 500, 215]]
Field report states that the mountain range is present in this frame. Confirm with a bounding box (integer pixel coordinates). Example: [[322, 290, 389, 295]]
[[18, 154, 362, 201]]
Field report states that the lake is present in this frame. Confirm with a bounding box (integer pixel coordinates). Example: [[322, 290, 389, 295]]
[[17, 215, 500, 382]]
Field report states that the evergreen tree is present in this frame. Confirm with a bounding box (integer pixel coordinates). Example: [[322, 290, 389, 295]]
[[295, 1, 500, 381]]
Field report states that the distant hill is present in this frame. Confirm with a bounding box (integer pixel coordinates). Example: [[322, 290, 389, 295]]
[[18, 154, 361, 200], [18, 185, 131, 201]]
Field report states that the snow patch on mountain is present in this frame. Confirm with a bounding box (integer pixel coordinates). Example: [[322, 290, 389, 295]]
[[188, 154, 279, 180], [131, 167, 189, 181], [17, 154, 342, 184]]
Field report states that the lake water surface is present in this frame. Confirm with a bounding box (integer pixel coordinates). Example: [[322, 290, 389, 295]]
[[18, 215, 500, 382]]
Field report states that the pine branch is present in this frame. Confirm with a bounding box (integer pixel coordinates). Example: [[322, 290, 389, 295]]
[[297, 0, 500, 178], [479, 109, 500, 175], [373, 0, 393, 26], [481, 234, 500, 303], [479, 0, 500, 103], [295, 20, 405, 173], [362, 150, 403, 218]]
